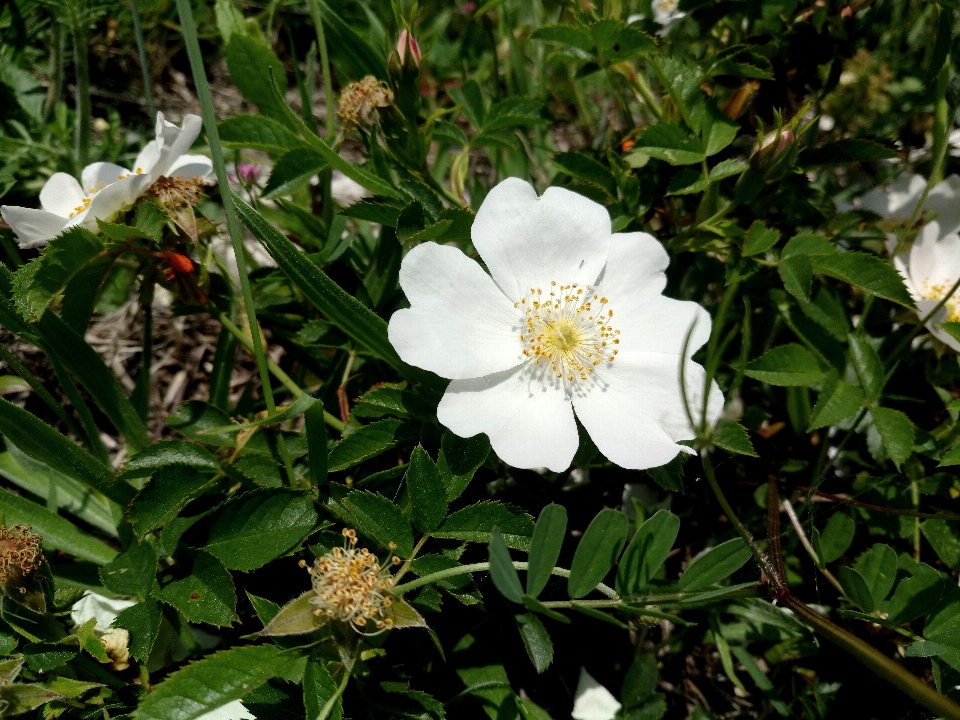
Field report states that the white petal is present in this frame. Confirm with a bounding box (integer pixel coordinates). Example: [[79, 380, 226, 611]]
[[151, 114, 204, 180], [924, 175, 960, 236], [908, 223, 960, 295], [571, 667, 622, 720], [85, 174, 154, 225], [39, 172, 87, 217], [0, 206, 68, 247], [471, 177, 611, 300], [389, 243, 522, 379], [437, 364, 578, 472], [893, 253, 921, 303], [134, 140, 161, 174], [195, 700, 256, 720], [169, 153, 213, 179], [81, 162, 131, 193], [71, 592, 136, 631], [574, 353, 722, 470]]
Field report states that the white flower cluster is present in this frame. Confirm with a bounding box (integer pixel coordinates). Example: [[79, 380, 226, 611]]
[[850, 173, 960, 350], [388, 178, 722, 473], [1, 112, 213, 248]]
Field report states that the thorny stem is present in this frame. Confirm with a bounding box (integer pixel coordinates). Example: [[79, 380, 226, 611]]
[[782, 498, 846, 596], [797, 485, 960, 520], [393, 562, 619, 600]]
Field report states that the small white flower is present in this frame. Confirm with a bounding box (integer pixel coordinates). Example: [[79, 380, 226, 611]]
[[847, 173, 960, 246], [71, 592, 136, 630], [1, 112, 213, 248], [893, 221, 960, 351], [388, 178, 722, 473], [571, 667, 621, 720], [652, 0, 685, 31]]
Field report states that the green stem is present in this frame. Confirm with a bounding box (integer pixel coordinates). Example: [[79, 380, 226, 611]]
[[175, 0, 297, 484], [632, 69, 663, 120], [51, 358, 110, 463], [701, 274, 740, 432], [217, 313, 345, 433], [129, 0, 156, 118], [318, 665, 351, 720], [306, 0, 335, 140], [907, 71, 952, 229], [43, 23, 64, 122], [393, 561, 618, 599], [783, 595, 960, 720], [72, 24, 91, 169]]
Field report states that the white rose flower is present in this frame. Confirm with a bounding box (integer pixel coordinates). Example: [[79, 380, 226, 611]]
[[892, 220, 960, 351], [847, 173, 960, 247], [652, 0, 685, 32], [571, 667, 622, 720], [1, 112, 213, 249], [388, 178, 722, 473]]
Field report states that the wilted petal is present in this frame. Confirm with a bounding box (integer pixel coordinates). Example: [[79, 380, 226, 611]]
[[389, 242, 523, 379], [39, 172, 87, 218], [471, 178, 611, 300], [0, 206, 68, 247], [438, 365, 578, 473], [571, 667, 621, 720]]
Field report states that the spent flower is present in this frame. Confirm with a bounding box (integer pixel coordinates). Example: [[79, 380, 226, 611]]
[[0, 524, 42, 591], [337, 77, 394, 129], [388, 178, 723, 473], [1, 112, 213, 248], [307, 528, 400, 634]]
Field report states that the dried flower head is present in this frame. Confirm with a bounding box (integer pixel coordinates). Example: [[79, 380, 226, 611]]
[[337, 76, 394, 129], [146, 175, 205, 211], [0, 525, 43, 590], [308, 528, 400, 634]]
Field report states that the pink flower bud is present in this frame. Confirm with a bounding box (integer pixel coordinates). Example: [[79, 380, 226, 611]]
[[760, 129, 795, 158], [237, 162, 261, 183], [396, 29, 421, 69]]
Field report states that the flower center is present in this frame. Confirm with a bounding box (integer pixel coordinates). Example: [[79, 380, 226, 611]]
[[516, 281, 619, 383], [308, 528, 399, 634], [920, 277, 960, 322]]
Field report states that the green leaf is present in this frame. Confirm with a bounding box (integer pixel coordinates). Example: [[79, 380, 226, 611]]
[[635, 123, 704, 165], [666, 168, 707, 196], [729, 647, 790, 717], [133, 645, 293, 720], [438, 431, 490, 502], [567, 509, 629, 599], [616, 510, 680, 597], [855, 543, 898, 607], [167, 401, 239, 447], [352, 385, 434, 422], [531, 24, 594, 52], [204, 489, 318, 571], [99, 540, 157, 597], [406, 446, 449, 533], [678, 538, 752, 591], [120, 440, 218, 479], [515, 612, 553, 673], [744, 344, 825, 386], [314, 0, 387, 80], [526, 504, 567, 598], [921, 520, 960, 569], [153, 550, 237, 626], [225, 35, 290, 124], [339, 491, 414, 556], [488, 527, 524, 603], [130, 466, 216, 538], [263, 149, 327, 198], [779, 255, 814, 302], [15, 227, 105, 321], [801, 139, 898, 166], [839, 566, 876, 612], [0, 684, 62, 716], [743, 221, 780, 256], [383, 597, 427, 628], [871, 407, 915, 469], [304, 661, 343, 720], [37, 311, 149, 451], [0, 398, 131, 505], [235, 199, 423, 380], [813, 252, 915, 309], [433, 501, 534, 550], [818, 513, 855, 564], [260, 591, 325, 636], [200, 394, 318, 435], [76, 617, 110, 662], [1, 597, 66, 642], [713, 421, 758, 457], [219, 114, 301, 153], [849, 335, 884, 402], [0, 488, 117, 564], [327, 420, 410, 472], [340, 198, 402, 226], [808, 375, 864, 431], [484, 97, 547, 131], [23, 642, 77, 673], [709, 158, 748, 181], [553, 152, 617, 197], [114, 600, 162, 663]]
